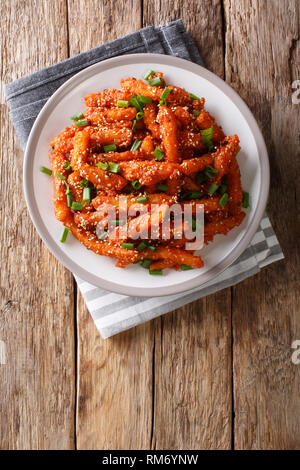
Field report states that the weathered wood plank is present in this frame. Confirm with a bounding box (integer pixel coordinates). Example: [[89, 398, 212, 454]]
[[224, 0, 300, 449], [143, 0, 232, 450], [67, 0, 154, 450], [0, 0, 75, 450]]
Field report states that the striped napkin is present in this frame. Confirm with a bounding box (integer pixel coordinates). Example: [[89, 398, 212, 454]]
[[5, 19, 284, 338]]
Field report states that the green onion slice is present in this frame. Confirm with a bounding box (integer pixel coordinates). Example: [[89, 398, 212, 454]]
[[83, 187, 91, 203], [96, 162, 108, 171], [117, 100, 129, 108], [60, 227, 69, 243], [157, 183, 168, 192], [159, 87, 171, 105], [131, 139, 142, 152], [149, 269, 163, 275], [153, 146, 164, 161], [219, 193, 229, 208], [130, 95, 142, 111], [204, 164, 219, 179], [136, 111, 144, 121], [40, 166, 52, 176], [193, 110, 200, 116], [208, 182, 219, 195], [137, 94, 152, 104], [200, 128, 215, 151], [136, 196, 148, 203], [143, 69, 155, 80], [71, 201, 83, 211], [103, 144, 117, 153], [147, 245, 157, 252], [137, 241, 149, 251], [218, 177, 228, 195], [55, 172, 66, 180], [132, 119, 137, 132], [181, 264, 193, 271], [71, 112, 84, 122], [131, 180, 141, 189], [75, 118, 89, 127], [148, 76, 163, 87], [121, 243, 135, 250], [189, 92, 201, 100], [64, 161, 72, 171], [242, 191, 250, 208], [141, 259, 151, 269], [79, 178, 89, 187], [108, 161, 121, 174], [67, 193, 73, 207]]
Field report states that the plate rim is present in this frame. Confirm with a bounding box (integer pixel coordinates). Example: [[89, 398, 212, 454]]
[[23, 53, 270, 297]]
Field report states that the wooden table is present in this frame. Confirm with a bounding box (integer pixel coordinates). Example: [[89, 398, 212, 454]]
[[0, 0, 299, 450]]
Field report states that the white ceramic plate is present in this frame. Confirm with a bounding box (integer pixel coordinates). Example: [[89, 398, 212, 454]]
[[24, 53, 269, 296]]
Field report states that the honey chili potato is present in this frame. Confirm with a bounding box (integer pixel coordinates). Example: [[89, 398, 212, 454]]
[[45, 70, 248, 274]]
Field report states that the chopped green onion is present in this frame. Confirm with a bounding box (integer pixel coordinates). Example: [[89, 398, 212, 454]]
[[103, 144, 117, 153], [132, 119, 137, 132], [136, 111, 144, 121], [121, 242, 135, 250], [137, 241, 149, 251], [193, 109, 200, 116], [75, 118, 89, 127], [67, 193, 73, 207], [108, 162, 120, 174], [60, 227, 69, 243], [110, 219, 125, 226], [141, 259, 151, 269], [63, 180, 71, 194], [218, 177, 228, 195], [131, 180, 141, 189], [79, 178, 89, 187], [180, 191, 203, 200], [148, 245, 157, 252], [71, 201, 83, 211], [117, 100, 129, 108], [55, 172, 66, 180], [189, 92, 201, 100], [130, 95, 142, 111], [149, 269, 163, 275], [96, 161, 108, 170], [204, 165, 219, 179], [131, 140, 142, 152], [136, 196, 148, 203], [200, 128, 215, 151], [71, 112, 84, 122], [40, 166, 52, 176], [153, 146, 164, 161], [97, 231, 107, 240], [64, 161, 72, 171], [148, 76, 163, 87], [181, 264, 193, 271], [83, 187, 91, 203], [143, 69, 155, 80], [137, 94, 152, 104], [242, 191, 250, 208], [219, 193, 229, 208], [208, 182, 219, 195], [159, 87, 171, 105], [157, 183, 168, 192]]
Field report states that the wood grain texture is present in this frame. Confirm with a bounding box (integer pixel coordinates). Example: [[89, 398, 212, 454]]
[[67, 0, 154, 450], [143, 0, 232, 450], [0, 0, 75, 450], [224, 0, 300, 449]]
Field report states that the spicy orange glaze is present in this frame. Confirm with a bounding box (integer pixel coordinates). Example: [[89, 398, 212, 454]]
[[49, 72, 247, 273]]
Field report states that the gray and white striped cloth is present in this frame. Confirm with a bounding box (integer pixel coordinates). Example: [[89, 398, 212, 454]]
[[76, 215, 283, 338], [5, 19, 284, 338]]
